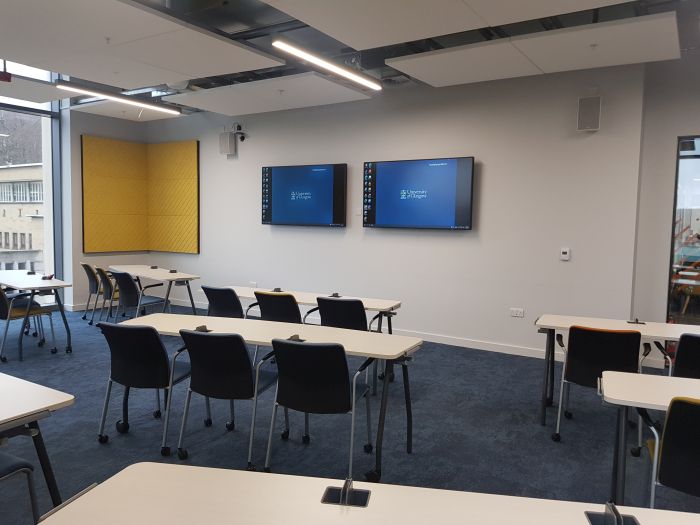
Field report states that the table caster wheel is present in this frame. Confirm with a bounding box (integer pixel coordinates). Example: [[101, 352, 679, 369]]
[[281, 430, 289, 441], [551, 433, 561, 442], [161, 447, 171, 457], [630, 446, 641, 457], [98, 434, 109, 444], [153, 410, 161, 419], [38, 339, 45, 347], [177, 448, 188, 460], [65, 346, 72, 354], [116, 420, 129, 434], [50, 348, 57, 354], [364, 443, 373, 453], [302, 434, 310, 444], [246, 463, 256, 471], [564, 411, 573, 420], [225, 421, 235, 431], [204, 418, 212, 427]]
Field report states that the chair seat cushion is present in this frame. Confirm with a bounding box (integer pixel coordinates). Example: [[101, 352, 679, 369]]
[[0, 451, 33, 478], [9, 306, 45, 319]]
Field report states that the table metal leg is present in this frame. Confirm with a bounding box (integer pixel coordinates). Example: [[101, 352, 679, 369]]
[[366, 359, 393, 483], [163, 282, 173, 313], [185, 282, 197, 315], [28, 421, 62, 506], [18, 291, 36, 362], [387, 314, 393, 335], [53, 289, 71, 353], [610, 405, 628, 504], [540, 328, 554, 425]]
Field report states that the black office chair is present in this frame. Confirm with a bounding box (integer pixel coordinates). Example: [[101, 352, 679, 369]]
[[263, 339, 373, 478], [110, 271, 167, 318], [80, 262, 101, 321], [96, 322, 190, 450], [250, 291, 302, 323], [174, 330, 277, 466], [0, 451, 39, 524], [552, 326, 640, 442], [0, 287, 56, 363], [201, 286, 244, 318], [316, 297, 370, 331], [92, 267, 117, 325]]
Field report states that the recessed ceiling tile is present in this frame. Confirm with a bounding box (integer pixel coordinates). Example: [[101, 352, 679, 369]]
[[262, 0, 486, 49], [71, 100, 181, 122], [164, 72, 370, 117], [386, 39, 542, 87], [466, 0, 625, 27], [512, 12, 680, 73], [0, 76, 66, 104]]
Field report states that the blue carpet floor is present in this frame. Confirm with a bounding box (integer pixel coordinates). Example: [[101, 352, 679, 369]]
[[1, 307, 699, 524]]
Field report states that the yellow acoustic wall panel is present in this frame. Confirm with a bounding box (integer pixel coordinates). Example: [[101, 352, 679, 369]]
[[146, 140, 199, 253], [81, 136, 199, 254], [82, 135, 149, 253]]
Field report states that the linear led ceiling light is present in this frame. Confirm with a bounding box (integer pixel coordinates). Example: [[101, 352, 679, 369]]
[[56, 82, 181, 116], [272, 40, 382, 91]]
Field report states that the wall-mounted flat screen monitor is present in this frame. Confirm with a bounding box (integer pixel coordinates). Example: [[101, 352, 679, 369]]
[[362, 157, 474, 230], [262, 164, 347, 227]]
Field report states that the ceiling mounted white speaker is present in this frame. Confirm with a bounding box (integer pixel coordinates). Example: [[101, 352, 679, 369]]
[[577, 96, 601, 132], [219, 131, 237, 156]]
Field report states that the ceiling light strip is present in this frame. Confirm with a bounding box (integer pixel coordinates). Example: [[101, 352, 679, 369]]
[[55, 82, 181, 116], [272, 40, 382, 91]]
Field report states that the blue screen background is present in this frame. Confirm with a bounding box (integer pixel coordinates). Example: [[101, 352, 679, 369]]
[[271, 165, 334, 225], [374, 158, 458, 228]]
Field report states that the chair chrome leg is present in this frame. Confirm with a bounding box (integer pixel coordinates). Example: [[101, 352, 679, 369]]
[[98, 297, 108, 322], [349, 379, 358, 480], [226, 400, 235, 431], [204, 396, 212, 426], [303, 412, 310, 443], [82, 292, 93, 320], [176, 389, 193, 459], [248, 362, 266, 470], [154, 389, 162, 418], [98, 379, 113, 441], [264, 388, 280, 472], [0, 316, 12, 362], [89, 291, 101, 325], [283, 407, 290, 435], [365, 389, 372, 450], [552, 376, 566, 442], [649, 426, 660, 508]]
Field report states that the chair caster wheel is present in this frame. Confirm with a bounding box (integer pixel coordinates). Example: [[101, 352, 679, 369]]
[[65, 346, 72, 354], [630, 446, 641, 457], [24, 330, 29, 336], [32, 331, 38, 337], [0, 356, 7, 363], [246, 463, 256, 471], [38, 340, 45, 347], [225, 421, 235, 431], [161, 447, 171, 457], [116, 420, 129, 434], [364, 443, 373, 453], [50, 348, 57, 354], [564, 411, 573, 420], [302, 434, 310, 444], [281, 430, 289, 441], [153, 410, 161, 419], [204, 418, 212, 427], [88, 321, 94, 326], [263, 467, 271, 473], [98, 434, 109, 444], [177, 448, 188, 460], [82, 315, 87, 320], [551, 433, 561, 442], [364, 470, 380, 483]]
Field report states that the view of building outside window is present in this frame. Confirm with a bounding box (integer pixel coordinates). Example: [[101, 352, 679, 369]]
[[0, 109, 54, 272]]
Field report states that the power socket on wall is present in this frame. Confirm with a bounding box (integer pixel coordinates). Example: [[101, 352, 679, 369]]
[[509, 307, 525, 318]]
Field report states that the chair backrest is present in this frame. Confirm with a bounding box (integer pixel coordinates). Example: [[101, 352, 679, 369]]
[[673, 334, 700, 380], [271, 338, 351, 414], [110, 271, 140, 307], [658, 397, 700, 498], [317, 297, 368, 331], [254, 291, 301, 324], [80, 263, 99, 294], [202, 286, 244, 319], [95, 267, 116, 300], [97, 322, 171, 388], [564, 326, 641, 388], [179, 330, 254, 399]]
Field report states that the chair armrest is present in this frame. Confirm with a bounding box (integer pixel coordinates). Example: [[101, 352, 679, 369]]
[[369, 313, 382, 332], [642, 342, 652, 357], [636, 407, 662, 432], [555, 333, 565, 348], [244, 302, 259, 318], [357, 357, 375, 373], [142, 282, 164, 292], [8, 292, 34, 309], [654, 341, 671, 359], [303, 306, 320, 324]]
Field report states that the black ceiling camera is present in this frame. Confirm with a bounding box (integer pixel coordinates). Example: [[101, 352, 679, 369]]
[[235, 124, 246, 142]]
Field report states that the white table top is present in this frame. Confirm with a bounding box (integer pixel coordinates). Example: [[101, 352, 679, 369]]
[[0, 372, 74, 428], [40, 462, 700, 525], [535, 314, 700, 342], [109, 265, 199, 282], [230, 286, 401, 313], [0, 270, 71, 292], [678, 271, 699, 277], [601, 371, 700, 411], [122, 313, 421, 360]]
